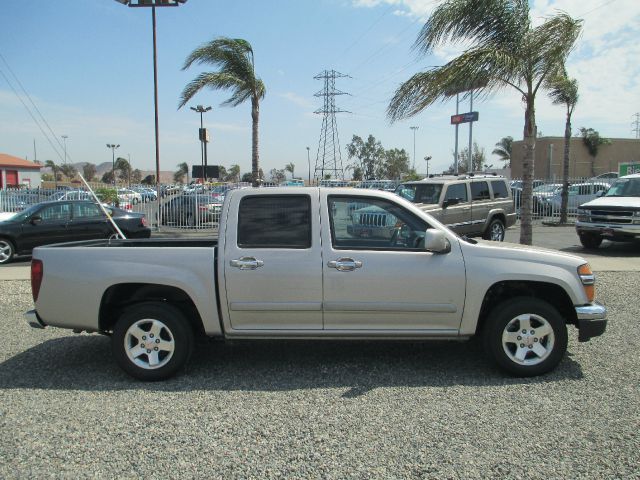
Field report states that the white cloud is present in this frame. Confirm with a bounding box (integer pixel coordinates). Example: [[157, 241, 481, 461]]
[[279, 92, 315, 109]]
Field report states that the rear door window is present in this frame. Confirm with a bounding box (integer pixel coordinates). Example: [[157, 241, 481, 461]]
[[238, 195, 311, 249], [470, 181, 490, 200]]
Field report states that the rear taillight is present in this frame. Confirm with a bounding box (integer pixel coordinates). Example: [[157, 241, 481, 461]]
[[31, 259, 43, 303], [141, 216, 148, 227], [198, 206, 208, 211]]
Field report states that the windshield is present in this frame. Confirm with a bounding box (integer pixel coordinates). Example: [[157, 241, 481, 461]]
[[605, 178, 640, 197], [533, 184, 561, 193], [395, 183, 443, 204]]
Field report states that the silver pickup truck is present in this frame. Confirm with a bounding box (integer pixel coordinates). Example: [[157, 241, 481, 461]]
[[25, 187, 606, 380]]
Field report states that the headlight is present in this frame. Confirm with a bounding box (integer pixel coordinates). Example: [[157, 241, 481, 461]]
[[633, 211, 640, 217], [577, 209, 590, 222]]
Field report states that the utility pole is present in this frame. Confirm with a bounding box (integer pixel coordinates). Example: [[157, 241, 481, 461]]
[[632, 113, 640, 139], [410, 126, 419, 171], [424, 155, 432, 177], [61, 135, 68, 164], [306, 146, 311, 184]]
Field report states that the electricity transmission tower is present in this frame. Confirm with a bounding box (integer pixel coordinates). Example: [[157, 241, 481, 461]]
[[313, 70, 350, 182]]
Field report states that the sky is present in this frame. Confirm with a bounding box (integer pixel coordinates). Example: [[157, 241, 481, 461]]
[[1, 0, 639, 180]]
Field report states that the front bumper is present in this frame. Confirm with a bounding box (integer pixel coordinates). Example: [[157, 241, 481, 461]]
[[575, 302, 607, 342], [576, 221, 640, 239], [24, 309, 46, 329]]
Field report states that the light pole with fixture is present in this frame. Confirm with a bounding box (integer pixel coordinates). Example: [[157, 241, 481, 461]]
[[61, 135, 68, 164], [424, 155, 432, 177], [114, 0, 188, 226], [190, 105, 212, 182], [107, 144, 120, 186], [410, 126, 419, 171]]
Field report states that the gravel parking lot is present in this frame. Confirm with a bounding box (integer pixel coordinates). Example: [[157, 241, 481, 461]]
[[1, 273, 639, 479]]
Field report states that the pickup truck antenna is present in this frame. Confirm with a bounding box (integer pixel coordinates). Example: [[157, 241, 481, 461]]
[[76, 172, 127, 239]]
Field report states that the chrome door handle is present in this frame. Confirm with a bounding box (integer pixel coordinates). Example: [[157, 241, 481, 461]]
[[328, 257, 362, 272], [230, 257, 264, 270]]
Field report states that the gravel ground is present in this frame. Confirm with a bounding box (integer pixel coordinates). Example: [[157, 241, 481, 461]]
[[1, 273, 639, 479]]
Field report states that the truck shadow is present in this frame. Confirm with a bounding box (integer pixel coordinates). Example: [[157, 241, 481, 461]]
[[0, 335, 584, 395]]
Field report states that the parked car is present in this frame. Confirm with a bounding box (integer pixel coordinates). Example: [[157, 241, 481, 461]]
[[576, 173, 640, 249], [543, 181, 610, 214], [394, 174, 516, 241], [48, 190, 93, 202], [591, 172, 619, 185], [532, 183, 563, 215], [0, 200, 150, 264], [0, 191, 43, 212], [159, 194, 222, 227], [117, 188, 143, 205], [132, 187, 157, 203], [280, 179, 305, 187], [510, 179, 546, 211], [25, 187, 606, 380]]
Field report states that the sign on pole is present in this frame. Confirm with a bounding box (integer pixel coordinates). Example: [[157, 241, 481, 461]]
[[451, 111, 479, 125]]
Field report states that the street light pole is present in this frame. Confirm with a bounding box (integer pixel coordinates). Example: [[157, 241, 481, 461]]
[[424, 155, 432, 177], [61, 135, 68, 164], [190, 105, 212, 182], [107, 144, 120, 186], [115, 0, 188, 228], [306, 146, 310, 185], [410, 126, 419, 171]]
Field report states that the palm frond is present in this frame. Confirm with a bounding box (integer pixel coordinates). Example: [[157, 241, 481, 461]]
[[414, 0, 530, 55], [178, 72, 243, 109]]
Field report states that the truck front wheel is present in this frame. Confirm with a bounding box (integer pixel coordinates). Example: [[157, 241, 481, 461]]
[[579, 233, 603, 249], [483, 297, 568, 377], [112, 302, 194, 381]]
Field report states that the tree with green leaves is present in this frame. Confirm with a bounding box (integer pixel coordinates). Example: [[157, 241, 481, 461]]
[[179, 37, 266, 186], [447, 142, 486, 173], [579, 127, 611, 177], [547, 71, 579, 223], [141, 175, 155, 186], [383, 148, 410, 180], [82, 163, 97, 182], [387, 0, 581, 245], [346, 134, 385, 180], [241, 172, 253, 183], [269, 168, 286, 184], [174, 162, 189, 184], [492, 136, 513, 166], [101, 171, 115, 185], [59, 164, 77, 181], [114, 157, 131, 186], [131, 169, 142, 185]]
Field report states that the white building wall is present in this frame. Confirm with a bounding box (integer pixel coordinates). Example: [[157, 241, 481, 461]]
[[18, 168, 42, 188]]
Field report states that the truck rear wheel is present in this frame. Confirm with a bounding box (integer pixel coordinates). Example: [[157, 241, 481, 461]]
[[579, 233, 603, 249], [112, 302, 194, 381], [483, 297, 567, 376]]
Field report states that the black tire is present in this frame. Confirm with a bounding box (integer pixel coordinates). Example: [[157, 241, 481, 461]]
[[483, 218, 505, 242], [112, 302, 194, 381], [482, 297, 568, 377], [0, 238, 15, 265], [579, 233, 603, 250]]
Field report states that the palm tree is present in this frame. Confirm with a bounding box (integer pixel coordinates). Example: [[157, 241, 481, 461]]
[[174, 162, 189, 184], [45, 160, 59, 189], [492, 136, 513, 167], [387, 0, 581, 245], [547, 71, 579, 224], [59, 163, 77, 181], [179, 37, 266, 186], [284, 162, 295, 179]]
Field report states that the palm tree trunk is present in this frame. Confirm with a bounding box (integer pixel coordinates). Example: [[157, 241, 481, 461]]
[[560, 110, 571, 224], [519, 96, 536, 245], [251, 98, 260, 187]]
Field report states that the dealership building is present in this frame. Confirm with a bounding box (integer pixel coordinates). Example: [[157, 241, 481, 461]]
[[0, 153, 42, 189], [510, 137, 640, 179]]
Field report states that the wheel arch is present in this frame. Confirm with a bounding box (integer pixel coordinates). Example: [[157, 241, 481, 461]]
[[99, 283, 205, 336], [475, 280, 577, 335]]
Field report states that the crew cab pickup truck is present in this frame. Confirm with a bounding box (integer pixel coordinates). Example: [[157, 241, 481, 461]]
[[576, 173, 640, 249], [25, 188, 607, 380]]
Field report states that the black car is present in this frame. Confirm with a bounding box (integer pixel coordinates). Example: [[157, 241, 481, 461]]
[[0, 200, 151, 264], [159, 194, 222, 228]]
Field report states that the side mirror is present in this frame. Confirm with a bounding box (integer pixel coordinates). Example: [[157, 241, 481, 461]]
[[424, 229, 451, 254], [30, 215, 42, 225]]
